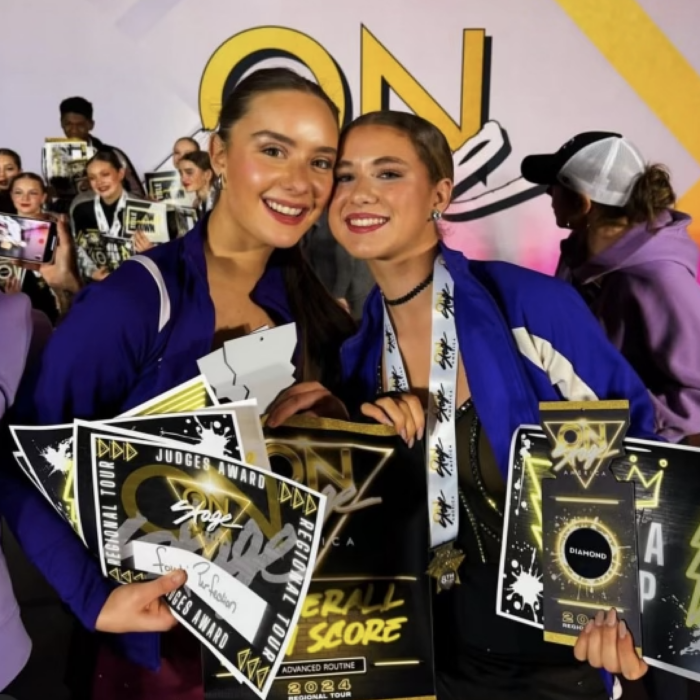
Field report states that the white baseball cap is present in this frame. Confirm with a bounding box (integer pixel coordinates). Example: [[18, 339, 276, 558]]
[[521, 131, 646, 207]]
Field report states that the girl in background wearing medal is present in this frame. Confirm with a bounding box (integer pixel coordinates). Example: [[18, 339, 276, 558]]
[[23, 68, 411, 700], [324, 111, 656, 700], [69, 150, 148, 282]]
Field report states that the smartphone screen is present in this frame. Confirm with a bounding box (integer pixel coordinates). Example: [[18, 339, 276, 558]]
[[0, 213, 57, 264]]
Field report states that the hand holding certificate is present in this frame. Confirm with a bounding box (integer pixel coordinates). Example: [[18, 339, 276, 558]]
[[10, 375, 327, 699]]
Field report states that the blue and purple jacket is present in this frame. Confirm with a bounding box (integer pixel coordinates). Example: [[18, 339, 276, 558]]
[[340, 243, 659, 699], [12, 217, 294, 678]]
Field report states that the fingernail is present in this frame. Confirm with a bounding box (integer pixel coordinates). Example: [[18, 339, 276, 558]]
[[418, 428, 425, 441], [594, 610, 605, 627], [401, 429, 407, 441], [169, 569, 186, 585], [408, 438, 415, 449], [606, 608, 617, 627], [583, 620, 594, 634], [618, 620, 628, 639]]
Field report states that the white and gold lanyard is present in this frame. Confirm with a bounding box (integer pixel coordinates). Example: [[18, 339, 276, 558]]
[[382, 254, 464, 590]]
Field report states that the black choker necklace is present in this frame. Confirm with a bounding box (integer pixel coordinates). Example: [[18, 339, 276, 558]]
[[383, 271, 434, 307]]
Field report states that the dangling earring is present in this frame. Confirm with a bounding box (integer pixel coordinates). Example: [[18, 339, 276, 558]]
[[217, 172, 227, 190], [430, 209, 442, 221]]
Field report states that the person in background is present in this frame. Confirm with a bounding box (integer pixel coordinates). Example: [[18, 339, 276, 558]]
[[302, 210, 374, 319], [521, 132, 700, 447], [137, 150, 215, 254], [177, 150, 215, 217], [69, 150, 149, 282], [59, 97, 145, 197], [0, 149, 22, 214], [9, 173, 45, 220], [172, 136, 200, 167], [6, 172, 64, 322], [0, 253, 187, 697]]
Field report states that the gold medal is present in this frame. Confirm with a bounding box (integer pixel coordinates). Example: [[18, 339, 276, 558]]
[[427, 543, 465, 592]]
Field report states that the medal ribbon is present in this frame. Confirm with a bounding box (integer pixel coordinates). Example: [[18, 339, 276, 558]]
[[94, 192, 127, 238], [382, 254, 459, 549]]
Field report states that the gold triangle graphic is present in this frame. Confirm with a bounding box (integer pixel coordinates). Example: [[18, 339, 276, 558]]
[[305, 494, 317, 516], [121, 570, 132, 584], [292, 488, 305, 510], [108, 568, 120, 581], [237, 649, 250, 670], [543, 419, 626, 489], [111, 441, 124, 460], [246, 656, 260, 678], [97, 439, 110, 458], [255, 666, 270, 689], [279, 482, 292, 503], [133, 573, 146, 582], [125, 443, 138, 462]]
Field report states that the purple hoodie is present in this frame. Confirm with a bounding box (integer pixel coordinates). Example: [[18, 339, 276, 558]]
[[0, 293, 34, 689], [558, 210, 700, 442]]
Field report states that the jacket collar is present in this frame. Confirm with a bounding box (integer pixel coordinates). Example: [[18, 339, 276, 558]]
[[341, 242, 537, 478]]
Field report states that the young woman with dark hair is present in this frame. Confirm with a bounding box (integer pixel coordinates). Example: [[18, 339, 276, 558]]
[[69, 150, 150, 282], [304, 110, 659, 700], [177, 150, 215, 216], [522, 133, 700, 447], [0, 149, 22, 213], [172, 136, 200, 167], [24, 67, 406, 700]]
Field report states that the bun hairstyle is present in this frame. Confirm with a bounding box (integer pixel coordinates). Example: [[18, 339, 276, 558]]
[[589, 164, 676, 229], [214, 67, 355, 390], [624, 164, 676, 225]]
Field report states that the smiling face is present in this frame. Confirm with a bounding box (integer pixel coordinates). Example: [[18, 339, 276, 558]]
[[11, 176, 46, 217], [0, 155, 20, 191], [329, 124, 451, 262], [210, 89, 339, 250], [87, 159, 125, 203]]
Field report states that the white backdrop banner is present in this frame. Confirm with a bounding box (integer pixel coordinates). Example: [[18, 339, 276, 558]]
[[1, 0, 699, 269]]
